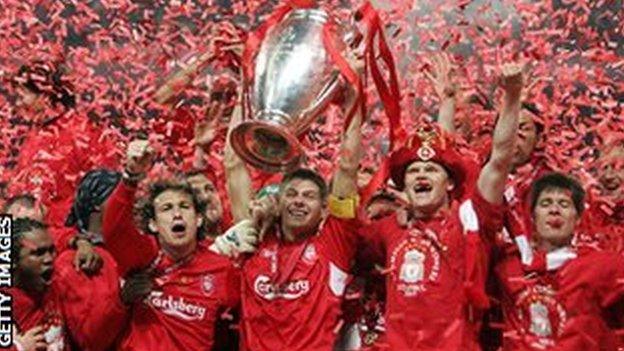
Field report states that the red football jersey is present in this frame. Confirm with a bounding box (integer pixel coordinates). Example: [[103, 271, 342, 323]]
[[7, 246, 127, 351], [239, 216, 359, 351], [360, 189, 504, 350], [7, 286, 67, 351], [496, 246, 624, 350], [53, 248, 127, 351], [102, 181, 241, 350]]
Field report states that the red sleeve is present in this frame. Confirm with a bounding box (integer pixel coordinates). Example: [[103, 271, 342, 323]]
[[316, 216, 361, 272], [222, 264, 241, 308], [102, 181, 158, 276], [48, 225, 76, 254], [465, 188, 506, 241], [597, 253, 624, 308], [459, 189, 505, 309], [494, 251, 529, 297], [54, 248, 127, 351]]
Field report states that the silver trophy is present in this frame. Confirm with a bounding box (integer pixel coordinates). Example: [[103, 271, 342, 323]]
[[231, 8, 352, 172]]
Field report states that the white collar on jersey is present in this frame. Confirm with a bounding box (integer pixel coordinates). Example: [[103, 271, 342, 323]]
[[546, 246, 577, 271]]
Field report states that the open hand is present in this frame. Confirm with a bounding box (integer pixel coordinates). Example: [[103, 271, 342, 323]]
[[425, 52, 458, 101], [14, 325, 46, 351]]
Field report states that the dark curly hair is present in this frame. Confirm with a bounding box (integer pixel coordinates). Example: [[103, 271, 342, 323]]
[[137, 179, 207, 240], [12, 218, 49, 261], [530, 172, 585, 215]]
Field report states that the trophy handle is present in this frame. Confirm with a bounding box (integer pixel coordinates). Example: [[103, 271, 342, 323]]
[[241, 77, 253, 124], [294, 21, 361, 135], [294, 70, 342, 135]]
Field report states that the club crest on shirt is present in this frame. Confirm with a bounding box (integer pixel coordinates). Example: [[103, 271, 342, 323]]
[[201, 274, 215, 296], [302, 243, 318, 265], [390, 233, 440, 297], [515, 284, 567, 348]]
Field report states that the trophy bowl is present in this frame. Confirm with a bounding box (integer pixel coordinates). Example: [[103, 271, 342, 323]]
[[231, 8, 347, 173]]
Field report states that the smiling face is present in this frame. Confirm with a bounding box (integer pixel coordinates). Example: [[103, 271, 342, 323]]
[[403, 161, 453, 217], [17, 229, 56, 295], [533, 188, 580, 249], [279, 178, 324, 239], [186, 173, 223, 225], [150, 190, 201, 259]]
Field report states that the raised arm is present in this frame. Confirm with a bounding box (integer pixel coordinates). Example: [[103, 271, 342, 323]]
[[425, 53, 458, 133], [331, 102, 362, 200], [331, 48, 364, 202], [153, 32, 243, 106], [224, 102, 254, 222], [153, 51, 214, 106], [477, 63, 524, 204], [102, 139, 158, 275]]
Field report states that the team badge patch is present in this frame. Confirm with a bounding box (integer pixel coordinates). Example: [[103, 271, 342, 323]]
[[201, 274, 215, 296], [390, 230, 441, 297], [515, 284, 567, 348], [302, 243, 318, 264]]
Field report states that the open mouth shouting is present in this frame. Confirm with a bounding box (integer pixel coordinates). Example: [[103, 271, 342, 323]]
[[41, 267, 54, 286], [170, 220, 188, 239], [412, 180, 433, 195]]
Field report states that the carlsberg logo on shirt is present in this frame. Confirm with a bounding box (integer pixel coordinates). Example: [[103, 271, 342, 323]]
[[254, 275, 310, 300], [148, 291, 206, 321]]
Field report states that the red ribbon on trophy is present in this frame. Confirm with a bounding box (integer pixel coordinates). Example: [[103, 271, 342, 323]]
[[240, 0, 405, 199]]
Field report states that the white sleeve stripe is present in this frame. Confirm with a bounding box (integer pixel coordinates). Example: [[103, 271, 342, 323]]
[[514, 235, 534, 265], [329, 262, 349, 297], [459, 199, 480, 233]]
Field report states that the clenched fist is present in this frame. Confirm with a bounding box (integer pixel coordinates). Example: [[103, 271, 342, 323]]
[[125, 139, 154, 176], [499, 63, 525, 98]]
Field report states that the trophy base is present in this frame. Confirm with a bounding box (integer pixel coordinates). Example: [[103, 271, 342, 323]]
[[230, 121, 303, 173]]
